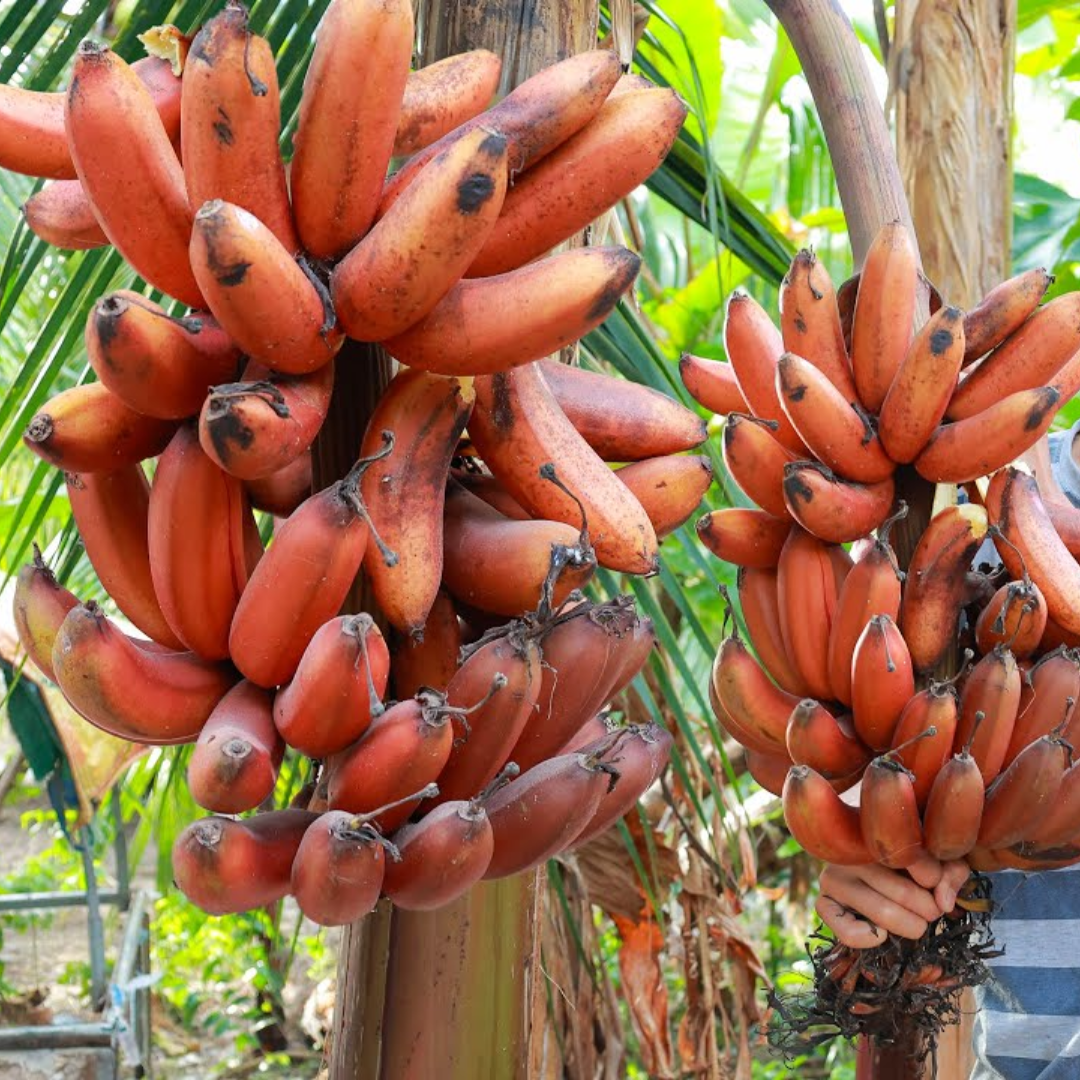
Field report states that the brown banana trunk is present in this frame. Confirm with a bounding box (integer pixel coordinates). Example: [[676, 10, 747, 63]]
[[328, 2, 597, 1076], [892, 4, 1016, 1077]]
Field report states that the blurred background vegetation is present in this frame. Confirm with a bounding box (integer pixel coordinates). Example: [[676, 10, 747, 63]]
[[0, 0, 1079, 1076]]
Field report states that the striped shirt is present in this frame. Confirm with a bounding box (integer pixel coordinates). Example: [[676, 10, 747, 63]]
[[971, 419, 1080, 1080]]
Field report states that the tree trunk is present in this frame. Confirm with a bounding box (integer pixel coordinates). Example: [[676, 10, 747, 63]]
[[328, 3, 597, 1077], [891, 4, 1016, 1078], [893, 0, 1015, 308]]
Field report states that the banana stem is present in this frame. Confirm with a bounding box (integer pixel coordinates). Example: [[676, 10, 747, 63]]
[[763, 0, 915, 269]]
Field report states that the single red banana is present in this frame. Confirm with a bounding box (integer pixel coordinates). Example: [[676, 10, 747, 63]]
[[198, 362, 334, 481], [85, 291, 241, 420], [172, 810, 316, 915], [187, 680, 283, 813], [52, 602, 236, 744], [66, 465, 183, 649], [779, 248, 859, 402], [272, 614, 391, 758], [23, 383, 176, 473], [148, 426, 253, 660]]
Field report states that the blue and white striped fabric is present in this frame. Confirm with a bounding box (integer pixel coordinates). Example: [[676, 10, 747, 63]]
[[972, 865, 1080, 1078], [970, 418, 1080, 1080]]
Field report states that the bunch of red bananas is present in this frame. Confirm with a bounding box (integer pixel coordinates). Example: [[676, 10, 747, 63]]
[[685, 223, 1080, 874], [0, 0, 726, 922]]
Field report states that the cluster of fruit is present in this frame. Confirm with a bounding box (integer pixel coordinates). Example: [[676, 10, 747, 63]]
[[683, 224, 1080, 873], [2, 0, 711, 922]]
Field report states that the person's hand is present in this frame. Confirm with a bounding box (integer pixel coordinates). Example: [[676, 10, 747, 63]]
[[815, 854, 971, 949]]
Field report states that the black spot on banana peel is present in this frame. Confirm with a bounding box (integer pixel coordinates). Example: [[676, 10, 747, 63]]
[[488, 372, 514, 432], [1023, 386, 1060, 431], [585, 250, 641, 321], [457, 172, 496, 214], [930, 326, 955, 355]]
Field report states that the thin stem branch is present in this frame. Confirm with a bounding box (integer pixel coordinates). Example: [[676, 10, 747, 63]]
[[764, 0, 914, 267]]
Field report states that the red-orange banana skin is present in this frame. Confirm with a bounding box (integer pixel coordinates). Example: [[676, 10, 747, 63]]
[[198, 362, 334, 481], [290, 812, 386, 927], [393, 49, 502, 157], [915, 386, 1062, 484], [187, 680, 283, 814], [679, 354, 748, 416], [850, 221, 918, 412], [390, 590, 463, 699], [382, 801, 494, 910], [52, 603, 236, 744], [776, 526, 844, 701], [289, 0, 413, 259], [511, 602, 653, 772], [483, 751, 611, 879], [1026, 758, 1080, 848], [190, 200, 343, 375], [66, 465, 183, 649], [923, 748, 985, 861], [378, 50, 623, 220], [696, 509, 789, 569], [785, 700, 870, 782], [23, 383, 176, 473], [779, 249, 859, 403], [615, 455, 713, 539], [744, 747, 795, 797], [86, 292, 241, 420], [899, 503, 988, 673], [272, 614, 391, 758], [975, 579, 1047, 659], [0, 54, 181, 180], [782, 764, 872, 865], [0, 85, 74, 179], [954, 646, 1022, 784], [467, 87, 686, 277], [962, 267, 1053, 365], [722, 413, 797, 519], [538, 359, 707, 462], [149, 426, 252, 660], [737, 567, 811, 696], [469, 364, 659, 575], [181, 2, 297, 252], [890, 686, 959, 809], [949, 292, 1080, 418], [326, 695, 452, 832], [782, 461, 894, 544], [775, 352, 895, 483], [724, 291, 807, 454], [433, 634, 542, 807], [229, 466, 376, 689], [173, 810, 316, 916], [570, 723, 674, 846], [65, 43, 202, 307], [331, 127, 509, 342], [13, 553, 80, 682], [382, 247, 640, 375], [360, 371, 475, 636], [1004, 648, 1080, 767], [23, 181, 108, 249], [851, 614, 914, 751], [860, 755, 925, 869], [245, 452, 312, 517], [978, 734, 1069, 849], [711, 635, 799, 756], [826, 525, 903, 706], [986, 467, 1080, 636], [878, 305, 964, 464], [441, 481, 594, 617]]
